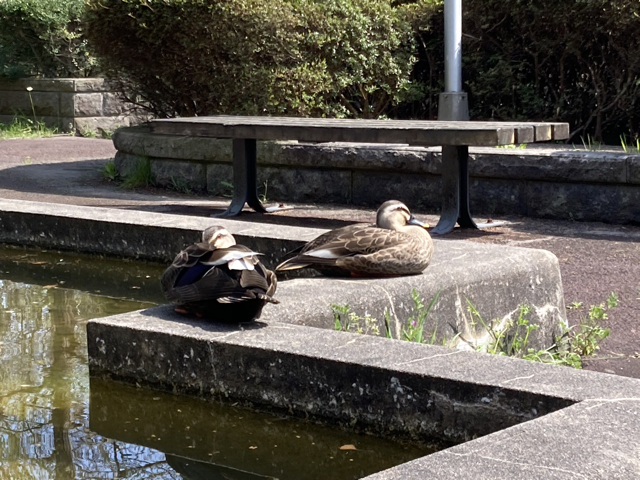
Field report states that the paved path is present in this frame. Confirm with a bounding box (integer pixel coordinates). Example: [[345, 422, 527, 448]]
[[1, 136, 639, 378]]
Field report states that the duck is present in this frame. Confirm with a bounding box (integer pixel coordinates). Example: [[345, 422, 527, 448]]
[[276, 200, 433, 277], [161, 226, 278, 322]]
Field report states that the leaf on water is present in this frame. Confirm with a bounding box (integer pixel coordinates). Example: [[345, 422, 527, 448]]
[[339, 444, 357, 451]]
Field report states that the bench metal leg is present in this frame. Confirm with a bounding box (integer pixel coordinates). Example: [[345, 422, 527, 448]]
[[213, 138, 268, 217], [431, 145, 478, 234]]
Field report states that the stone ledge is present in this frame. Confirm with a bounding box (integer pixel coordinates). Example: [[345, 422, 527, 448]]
[[113, 125, 640, 185], [0, 198, 566, 349], [86, 310, 640, 478]]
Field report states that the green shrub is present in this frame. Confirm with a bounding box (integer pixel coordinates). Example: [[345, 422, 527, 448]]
[[0, 0, 98, 78], [408, 0, 640, 143], [83, 0, 435, 118]]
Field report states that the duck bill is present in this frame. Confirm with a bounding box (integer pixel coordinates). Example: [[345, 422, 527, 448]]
[[408, 215, 430, 229]]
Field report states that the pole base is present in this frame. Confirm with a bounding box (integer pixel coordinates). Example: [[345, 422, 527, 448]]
[[438, 92, 469, 121]]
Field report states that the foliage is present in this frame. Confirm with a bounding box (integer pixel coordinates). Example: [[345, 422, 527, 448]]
[[99, 160, 119, 182], [333, 288, 444, 344], [332, 304, 381, 336], [0, 115, 57, 139], [408, 0, 640, 143], [333, 289, 617, 369], [464, 302, 540, 358], [461, 0, 640, 144], [400, 289, 440, 343], [463, 293, 618, 369], [82, 0, 433, 118], [0, 0, 98, 78], [121, 156, 154, 189]]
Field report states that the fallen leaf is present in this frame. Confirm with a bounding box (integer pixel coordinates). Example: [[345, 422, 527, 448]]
[[340, 444, 357, 451]]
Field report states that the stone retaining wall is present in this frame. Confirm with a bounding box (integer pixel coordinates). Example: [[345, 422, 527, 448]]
[[113, 125, 640, 224], [0, 78, 145, 135]]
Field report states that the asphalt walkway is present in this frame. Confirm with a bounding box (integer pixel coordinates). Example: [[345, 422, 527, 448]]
[[1, 135, 639, 378]]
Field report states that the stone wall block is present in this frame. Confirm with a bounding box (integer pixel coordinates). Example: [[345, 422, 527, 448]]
[[470, 178, 528, 216], [258, 167, 352, 204], [74, 93, 104, 117], [103, 92, 130, 116], [628, 156, 640, 185], [114, 151, 146, 178], [471, 150, 628, 184], [352, 171, 441, 211], [0, 91, 31, 115], [280, 143, 439, 174], [74, 117, 133, 136], [29, 92, 60, 117], [0, 78, 76, 92], [72, 78, 108, 93], [152, 159, 207, 193], [206, 164, 234, 196], [526, 182, 640, 223]]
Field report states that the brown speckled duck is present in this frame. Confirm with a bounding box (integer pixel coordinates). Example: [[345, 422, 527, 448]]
[[161, 226, 278, 322], [276, 200, 433, 277]]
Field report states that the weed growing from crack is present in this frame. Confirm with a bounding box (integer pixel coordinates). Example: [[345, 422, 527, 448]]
[[332, 290, 618, 369]]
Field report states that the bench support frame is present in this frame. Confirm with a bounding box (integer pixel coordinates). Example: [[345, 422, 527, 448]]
[[432, 145, 477, 234], [213, 139, 267, 217]]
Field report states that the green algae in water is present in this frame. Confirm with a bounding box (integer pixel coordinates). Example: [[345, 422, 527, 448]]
[[0, 247, 436, 479]]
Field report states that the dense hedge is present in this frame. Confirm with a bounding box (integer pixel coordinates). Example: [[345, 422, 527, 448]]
[[83, 0, 437, 118], [0, 0, 98, 78], [412, 0, 640, 142], [5, 0, 636, 141]]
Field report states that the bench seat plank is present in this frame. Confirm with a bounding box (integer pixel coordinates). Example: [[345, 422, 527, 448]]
[[150, 116, 568, 147]]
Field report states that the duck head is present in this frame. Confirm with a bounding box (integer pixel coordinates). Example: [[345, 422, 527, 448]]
[[376, 200, 429, 231], [202, 225, 236, 248]]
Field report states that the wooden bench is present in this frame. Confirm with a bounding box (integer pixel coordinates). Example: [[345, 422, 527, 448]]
[[150, 116, 569, 234]]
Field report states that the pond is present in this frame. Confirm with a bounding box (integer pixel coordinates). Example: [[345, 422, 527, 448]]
[[0, 245, 435, 479]]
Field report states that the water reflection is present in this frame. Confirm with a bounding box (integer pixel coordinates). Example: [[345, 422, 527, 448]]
[[0, 247, 435, 479], [0, 277, 162, 478]]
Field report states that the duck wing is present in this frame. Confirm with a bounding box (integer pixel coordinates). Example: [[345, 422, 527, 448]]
[[162, 244, 277, 305], [276, 224, 408, 271]]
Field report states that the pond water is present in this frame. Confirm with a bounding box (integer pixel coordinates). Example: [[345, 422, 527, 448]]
[[0, 246, 435, 479]]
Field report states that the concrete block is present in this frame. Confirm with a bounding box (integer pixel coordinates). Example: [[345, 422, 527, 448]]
[[267, 238, 565, 350], [86, 307, 640, 480], [86, 311, 571, 445]]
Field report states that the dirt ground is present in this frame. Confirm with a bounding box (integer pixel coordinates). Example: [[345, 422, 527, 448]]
[[1, 136, 639, 378]]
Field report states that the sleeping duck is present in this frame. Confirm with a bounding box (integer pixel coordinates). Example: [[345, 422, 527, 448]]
[[276, 200, 433, 277], [161, 226, 278, 321]]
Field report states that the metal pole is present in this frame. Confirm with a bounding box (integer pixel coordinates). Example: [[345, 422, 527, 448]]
[[438, 0, 468, 121], [444, 0, 463, 93]]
